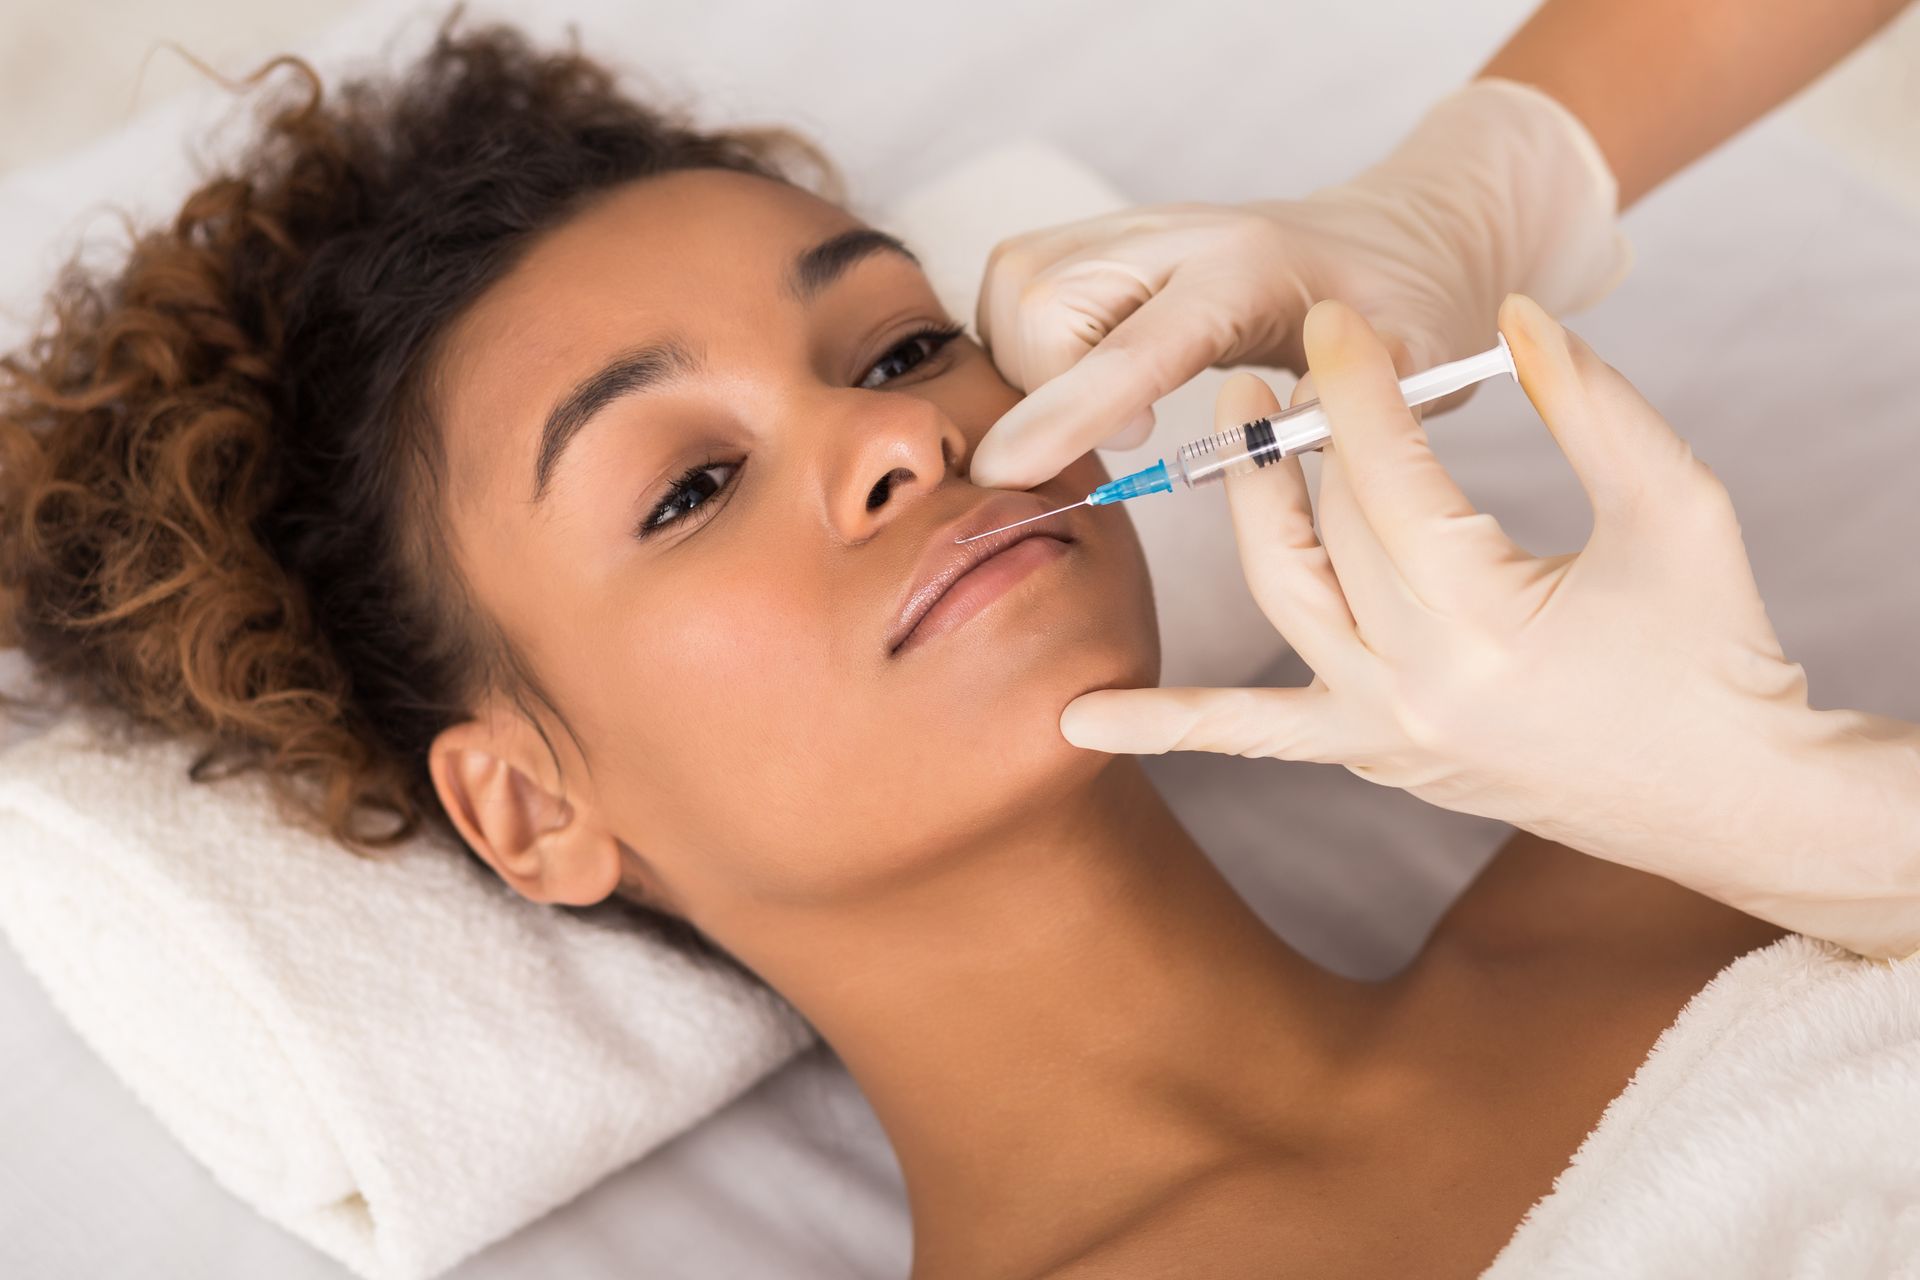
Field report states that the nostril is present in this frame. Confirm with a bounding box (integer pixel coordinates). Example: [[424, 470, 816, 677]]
[[866, 467, 913, 512]]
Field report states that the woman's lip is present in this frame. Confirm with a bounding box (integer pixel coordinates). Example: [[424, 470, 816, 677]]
[[887, 492, 1079, 654], [890, 532, 1070, 656]]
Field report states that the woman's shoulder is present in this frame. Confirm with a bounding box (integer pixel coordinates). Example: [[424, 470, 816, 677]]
[[1425, 828, 1787, 983]]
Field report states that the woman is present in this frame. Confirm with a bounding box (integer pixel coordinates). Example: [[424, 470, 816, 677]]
[[0, 21, 1783, 1278]]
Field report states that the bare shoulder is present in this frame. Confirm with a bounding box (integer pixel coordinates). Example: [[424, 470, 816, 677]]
[[1430, 829, 1786, 975]]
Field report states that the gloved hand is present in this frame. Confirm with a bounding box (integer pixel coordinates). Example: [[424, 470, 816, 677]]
[[968, 78, 1631, 491], [1061, 294, 1920, 959]]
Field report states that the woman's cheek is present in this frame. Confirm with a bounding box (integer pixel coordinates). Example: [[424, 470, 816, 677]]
[[629, 569, 840, 749]]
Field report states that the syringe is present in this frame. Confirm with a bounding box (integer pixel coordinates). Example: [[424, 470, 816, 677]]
[[958, 335, 1516, 544]]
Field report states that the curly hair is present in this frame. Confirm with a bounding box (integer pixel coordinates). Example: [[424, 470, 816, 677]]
[[0, 14, 836, 968]]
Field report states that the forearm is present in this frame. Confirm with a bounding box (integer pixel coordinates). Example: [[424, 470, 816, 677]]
[[1730, 707, 1920, 959], [1480, 0, 1913, 208], [1566, 701, 1920, 960]]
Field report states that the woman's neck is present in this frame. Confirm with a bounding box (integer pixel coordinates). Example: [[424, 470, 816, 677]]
[[715, 758, 1376, 1277]]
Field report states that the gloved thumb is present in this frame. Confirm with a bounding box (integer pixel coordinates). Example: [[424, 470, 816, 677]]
[[1059, 685, 1330, 760], [1499, 293, 1699, 521], [970, 283, 1227, 490]]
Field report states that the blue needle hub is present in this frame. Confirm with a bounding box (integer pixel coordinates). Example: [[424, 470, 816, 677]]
[[1089, 460, 1172, 506]]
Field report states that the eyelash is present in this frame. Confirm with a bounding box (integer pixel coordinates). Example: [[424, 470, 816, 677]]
[[634, 322, 967, 537], [856, 320, 966, 389]]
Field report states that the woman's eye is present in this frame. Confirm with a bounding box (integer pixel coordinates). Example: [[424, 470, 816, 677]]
[[858, 323, 965, 389], [639, 461, 737, 536], [634, 324, 961, 540]]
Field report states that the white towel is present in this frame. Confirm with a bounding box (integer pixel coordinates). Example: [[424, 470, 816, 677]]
[[0, 712, 813, 1280], [1485, 933, 1920, 1278]]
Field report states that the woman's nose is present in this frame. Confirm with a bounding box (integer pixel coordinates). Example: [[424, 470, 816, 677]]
[[821, 391, 971, 542]]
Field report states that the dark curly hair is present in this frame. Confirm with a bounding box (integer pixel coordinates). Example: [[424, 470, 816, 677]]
[[0, 13, 837, 970]]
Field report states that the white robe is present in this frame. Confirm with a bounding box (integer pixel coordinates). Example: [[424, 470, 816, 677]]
[[1485, 934, 1920, 1278]]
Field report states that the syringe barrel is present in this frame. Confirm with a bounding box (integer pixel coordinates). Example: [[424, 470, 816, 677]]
[[1175, 406, 1322, 489], [1173, 335, 1516, 490]]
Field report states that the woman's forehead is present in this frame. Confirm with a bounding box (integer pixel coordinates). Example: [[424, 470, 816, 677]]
[[429, 170, 873, 511], [441, 170, 867, 389], [500, 170, 857, 311]]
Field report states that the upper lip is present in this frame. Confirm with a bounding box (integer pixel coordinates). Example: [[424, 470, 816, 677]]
[[887, 491, 1077, 654]]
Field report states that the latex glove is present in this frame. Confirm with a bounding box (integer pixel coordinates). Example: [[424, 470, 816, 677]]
[[1062, 294, 1920, 959], [968, 78, 1631, 490]]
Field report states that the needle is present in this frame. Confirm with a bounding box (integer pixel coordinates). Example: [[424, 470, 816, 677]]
[[955, 499, 1091, 543]]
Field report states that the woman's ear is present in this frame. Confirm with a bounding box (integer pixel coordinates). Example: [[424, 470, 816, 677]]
[[428, 703, 622, 907]]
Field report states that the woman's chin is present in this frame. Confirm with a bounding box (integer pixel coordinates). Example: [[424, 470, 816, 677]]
[[961, 648, 1158, 783]]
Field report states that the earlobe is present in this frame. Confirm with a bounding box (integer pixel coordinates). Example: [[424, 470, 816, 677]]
[[613, 837, 683, 916], [427, 715, 622, 907]]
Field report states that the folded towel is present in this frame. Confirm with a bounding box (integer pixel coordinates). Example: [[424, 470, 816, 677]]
[[0, 712, 812, 1280], [1485, 933, 1920, 1277]]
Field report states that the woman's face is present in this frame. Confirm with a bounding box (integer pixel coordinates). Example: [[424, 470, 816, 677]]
[[432, 169, 1157, 915]]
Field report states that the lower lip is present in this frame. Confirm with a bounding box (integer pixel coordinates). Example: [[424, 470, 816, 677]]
[[894, 535, 1070, 655]]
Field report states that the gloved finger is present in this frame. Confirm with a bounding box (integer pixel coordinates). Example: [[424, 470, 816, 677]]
[[1291, 328, 1412, 410], [1370, 328, 1428, 421], [1059, 685, 1339, 761], [1498, 293, 1701, 527], [1282, 364, 1420, 648], [1375, 329, 1417, 377], [975, 218, 1135, 363], [970, 279, 1239, 490], [1312, 444, 1418, 652], [1104, 406, 1157, 451], [1008, 251, 1162, 393], [1303, 300, 1517, 611], [1215, 372, 1364, 683]]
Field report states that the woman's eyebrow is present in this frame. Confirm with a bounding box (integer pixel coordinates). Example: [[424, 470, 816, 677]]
[[788, 227, 918, 301], [529, 229, 917, 506], [530, 339, 702, 504]]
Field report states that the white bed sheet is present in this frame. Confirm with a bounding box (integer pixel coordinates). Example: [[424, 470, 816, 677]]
[[3, 1, 1917, 1277]]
